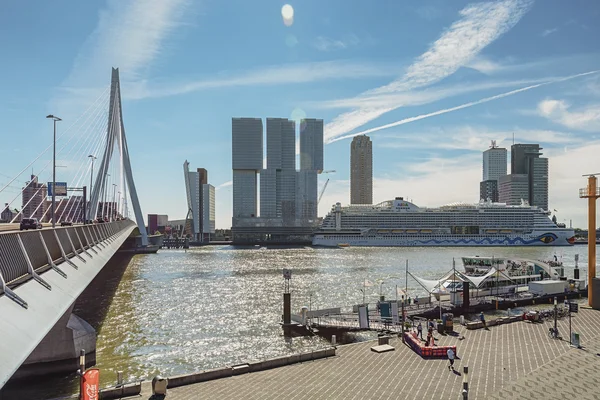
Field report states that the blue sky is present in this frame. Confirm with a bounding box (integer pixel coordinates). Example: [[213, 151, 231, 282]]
[[1, 0, 599, 228]]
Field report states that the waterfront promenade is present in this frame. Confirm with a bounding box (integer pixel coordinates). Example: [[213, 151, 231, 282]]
[[117, 306, 600, 400]]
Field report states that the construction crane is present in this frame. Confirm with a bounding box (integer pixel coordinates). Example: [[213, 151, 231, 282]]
[[317, 170, 336, 205], [318, 179, 330, 205]]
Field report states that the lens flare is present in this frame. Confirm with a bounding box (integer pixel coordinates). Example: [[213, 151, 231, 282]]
[[281, 4, 294, 26]]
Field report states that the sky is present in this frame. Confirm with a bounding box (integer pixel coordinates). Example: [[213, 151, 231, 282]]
[[1, 0, 600, 229]]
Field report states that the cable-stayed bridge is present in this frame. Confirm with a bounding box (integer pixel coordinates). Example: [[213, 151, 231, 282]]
[[0, 68, 149, 387]]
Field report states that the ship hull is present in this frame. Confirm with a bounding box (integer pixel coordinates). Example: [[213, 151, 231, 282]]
[[313, 230, 574, 247]]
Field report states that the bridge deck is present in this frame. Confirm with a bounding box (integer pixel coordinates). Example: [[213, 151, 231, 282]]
[[121, 306, 600, 400], [0, 221, 136, 387]]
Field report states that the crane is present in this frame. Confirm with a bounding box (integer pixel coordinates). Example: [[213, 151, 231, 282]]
[[318, 179, 330, 205], [317, 170, 336, 205]]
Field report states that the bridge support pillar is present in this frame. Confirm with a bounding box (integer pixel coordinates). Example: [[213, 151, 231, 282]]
[[10, 304, 96, 380]]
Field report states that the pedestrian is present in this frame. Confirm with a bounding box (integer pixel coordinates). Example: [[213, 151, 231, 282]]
[[415, 295, 419, 308], [480, 312, 488, 330], [447, 348, 455, 370], [417, 321, 423, 340], [426, 331, 432, 346]]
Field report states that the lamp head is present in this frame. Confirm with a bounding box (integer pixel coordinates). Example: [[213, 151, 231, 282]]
[[46, 115, 62, 121]]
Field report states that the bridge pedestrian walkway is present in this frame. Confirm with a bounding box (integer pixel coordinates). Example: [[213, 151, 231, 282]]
[[122, 307, 600, 400]]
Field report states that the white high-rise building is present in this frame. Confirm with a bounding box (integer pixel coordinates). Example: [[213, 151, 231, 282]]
[[183, 162, 215, 242], [482, 142, 507, 181], [232, 118, 263, 219], [350, 135, 373, 204], [202, 184, 216, 237]]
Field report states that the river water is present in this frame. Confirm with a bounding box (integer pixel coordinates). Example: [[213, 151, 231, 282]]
[[1, 245, 589, 399]]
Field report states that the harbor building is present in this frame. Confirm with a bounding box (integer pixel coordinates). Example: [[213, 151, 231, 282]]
[[480, 180, 499, 203], [498, 174, 529, 206], [232, 117, 323, 244], [184, 162, 216, 243], [148, 214, 168, 234], [22, 175, 47, 221], [510, 144, 549, 211], [350, 135, 373, 204]]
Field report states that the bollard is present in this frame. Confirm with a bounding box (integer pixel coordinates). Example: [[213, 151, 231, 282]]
[[117, 371, 123, 387], [507, 308, 511, 316], [332, 335, 336, 347], [462, 365, 469, 399], [78, 349, 86, 400], [460, 315, 465, 325]]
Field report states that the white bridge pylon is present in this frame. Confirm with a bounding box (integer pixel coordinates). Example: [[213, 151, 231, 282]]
[[88, 68, 148, 246]]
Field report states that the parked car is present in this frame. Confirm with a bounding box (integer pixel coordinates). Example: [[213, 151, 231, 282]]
[[20, 218, 42, 230], [61, 221, 73, 227]]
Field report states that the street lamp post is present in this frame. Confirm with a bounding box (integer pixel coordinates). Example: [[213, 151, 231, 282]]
[[87, 155, 96, 224], [102, 173, 110, 220], [111, 184, 117, 222], [117, 191, 121, 218], [46, 115, 61, 228]]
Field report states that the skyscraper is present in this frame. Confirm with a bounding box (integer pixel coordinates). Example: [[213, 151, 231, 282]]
[[232, 116, 323, 243], [510, 144, 549, 210], [482, 142, 507, 181], [498, 174, 529, 205], [479, 141, 507, 202], [232, 118, 263, 219], [299, 119, 324, 172], [350, 135, 373, 204], [184, 162, 215, 242], [261, 118, 297, 220]]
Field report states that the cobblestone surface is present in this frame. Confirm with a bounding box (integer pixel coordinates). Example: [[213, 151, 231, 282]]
[[125, 306, 600, 400]]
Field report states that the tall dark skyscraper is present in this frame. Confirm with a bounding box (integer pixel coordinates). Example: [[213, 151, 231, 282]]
[[510, 144, 549, 211]]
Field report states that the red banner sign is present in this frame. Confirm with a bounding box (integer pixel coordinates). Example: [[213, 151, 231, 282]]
[[81, 368, 100, 400]]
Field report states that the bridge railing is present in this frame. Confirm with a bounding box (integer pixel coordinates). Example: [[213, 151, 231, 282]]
[[0, 220, 135, 297]]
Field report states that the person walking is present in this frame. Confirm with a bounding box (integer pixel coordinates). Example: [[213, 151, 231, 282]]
[[480, 312, 488, 330], [447, 348, 455, 370], [417, 321, 423, 340]]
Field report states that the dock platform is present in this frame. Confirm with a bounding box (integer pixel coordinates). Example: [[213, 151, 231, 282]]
[[114, 307, 600, 400]]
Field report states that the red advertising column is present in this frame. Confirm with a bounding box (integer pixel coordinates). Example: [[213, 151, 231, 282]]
[[81, 368, 100, 400]]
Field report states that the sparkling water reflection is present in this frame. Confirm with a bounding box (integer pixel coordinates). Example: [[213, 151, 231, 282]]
[[2, 245, 589, 398]]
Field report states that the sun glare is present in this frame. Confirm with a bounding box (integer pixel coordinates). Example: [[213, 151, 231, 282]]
[[281, 4, 294, 26]]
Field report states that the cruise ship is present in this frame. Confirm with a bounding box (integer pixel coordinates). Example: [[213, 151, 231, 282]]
[[313, 198, 575, 247]]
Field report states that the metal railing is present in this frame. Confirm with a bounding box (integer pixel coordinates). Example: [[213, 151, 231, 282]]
[[579, 187, 600, 198], [0, 220, 135, 307]]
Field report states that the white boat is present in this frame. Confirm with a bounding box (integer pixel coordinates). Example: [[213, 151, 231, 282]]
[[313, 198, 575, 247], [412, 256, 566, 300]]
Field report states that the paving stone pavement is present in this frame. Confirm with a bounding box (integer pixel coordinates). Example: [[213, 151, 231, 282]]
[[123, 307, 600, 400]]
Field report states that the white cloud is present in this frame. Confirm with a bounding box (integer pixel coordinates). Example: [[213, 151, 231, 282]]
[[324, 0, 534, 142], [216, 181, 232, 190], [122, 60, 398, 100], [378, 126, 579, 152], [314, 34, 360, 52], [537, 99, 600, 132], [65, 0, 189, 86], [328, 70, 600, 143], [313, 77, 550, 110], [541, 28, 558, 37]]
